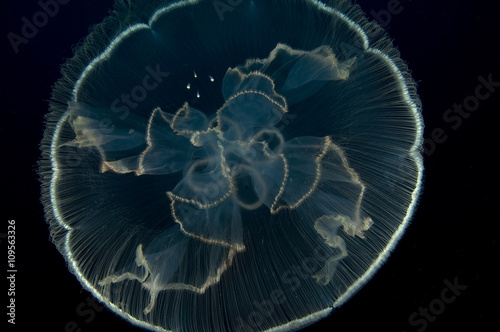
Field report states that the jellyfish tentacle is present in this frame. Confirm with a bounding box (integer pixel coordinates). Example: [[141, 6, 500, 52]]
[[65, 102, 145, 151], [230, 43, 357, 105], [270, 136, 331, 214], [168, 132, 232, 208], [168, 194, 245, 252], [216, 89, 287, 141], [271, 136, 373, 238], [63, 101, 145, 174], [279, 44, 357, 89], [248, 127, 286, 156], [135, 107, 194, 175], [137, 245, 239, 314], [218, 66, 288, 141], [99, 244, 150, 286], [324, 142, 374, 239], [99, 229, 241, 315], [312, 216, 348, 285], [222, 68, 287, 109], [139, 245, 240, 314], [273, 137, 374, 285], [67, 103, 212, 176], [169, 102, 209, 137], [250, 151, 289, 212]]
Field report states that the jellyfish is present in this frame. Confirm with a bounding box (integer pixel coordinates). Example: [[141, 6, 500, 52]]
[[39, 0, 423, 331]]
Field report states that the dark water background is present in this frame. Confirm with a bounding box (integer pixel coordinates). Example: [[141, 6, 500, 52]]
[[1, 0, 498, 331]]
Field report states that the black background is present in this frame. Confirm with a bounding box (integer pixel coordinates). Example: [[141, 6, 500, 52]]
[[1, 0, 498, 331]]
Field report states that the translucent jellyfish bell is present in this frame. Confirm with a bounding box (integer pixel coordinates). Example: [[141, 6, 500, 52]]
[[40, 0, 423, 331]]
